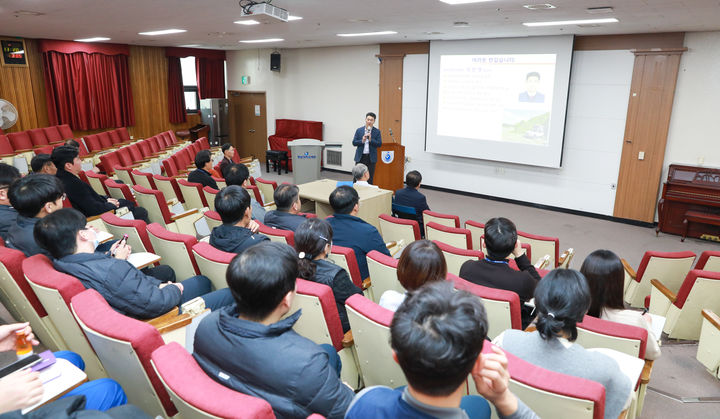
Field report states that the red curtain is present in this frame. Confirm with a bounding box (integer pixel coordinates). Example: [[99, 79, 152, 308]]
[[43, 51, 134, 130], [196, 57, 226, 99], [167, 56, 187, 124]]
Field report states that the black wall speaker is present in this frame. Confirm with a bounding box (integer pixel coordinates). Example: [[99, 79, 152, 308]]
[[270, 52, 281, 72]]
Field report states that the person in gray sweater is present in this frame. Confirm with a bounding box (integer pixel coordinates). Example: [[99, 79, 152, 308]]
[[496, 269, 632, 419]]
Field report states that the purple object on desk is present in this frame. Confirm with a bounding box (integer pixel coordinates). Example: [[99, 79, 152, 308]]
[[31, 350, 56, 372]]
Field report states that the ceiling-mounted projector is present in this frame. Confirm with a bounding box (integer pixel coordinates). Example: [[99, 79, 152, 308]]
[[240, 3, 289, 22]]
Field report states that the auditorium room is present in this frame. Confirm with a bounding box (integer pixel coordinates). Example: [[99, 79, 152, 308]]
[[1, 0, 720, 418]]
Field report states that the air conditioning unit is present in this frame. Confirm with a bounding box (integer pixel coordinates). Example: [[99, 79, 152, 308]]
[[324, 148, 342, 168], [240, 3, 289, 23]]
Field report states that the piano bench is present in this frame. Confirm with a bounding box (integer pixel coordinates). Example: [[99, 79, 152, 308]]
[[683, 211, 720, 242]]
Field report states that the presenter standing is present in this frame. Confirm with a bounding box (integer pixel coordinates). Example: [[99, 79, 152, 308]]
[[352, 112, 382, 184]]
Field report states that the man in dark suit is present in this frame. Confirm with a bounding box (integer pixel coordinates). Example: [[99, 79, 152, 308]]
[[263, 184, 307, 231], [188, 150, 219, 189], [352, 112, 382, 184], [394, 170, 430, 234], [458, 217, 540, 328], [217, 143, 235, 178], [326, 185, 390, 279]]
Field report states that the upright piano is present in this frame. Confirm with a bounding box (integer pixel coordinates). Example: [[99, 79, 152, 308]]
[[657, 164, 720, 239]]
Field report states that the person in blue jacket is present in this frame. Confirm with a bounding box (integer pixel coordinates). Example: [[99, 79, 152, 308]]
[[352, 112, 382, 184]]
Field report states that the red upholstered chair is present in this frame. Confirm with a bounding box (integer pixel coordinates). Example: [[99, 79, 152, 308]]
[[146, 223, 199, 279], [366, 250, 400, 303], [695, 250, 720, 272], [161, 158, 178, 177], [138, 139, 152, 157], [132, 169, 157, 190], [151, 342, 275, 419], [84, 134, 102, 152], [0, 247, 65, 352], [70, 289, 177, 417], [76, 139, 92, 157], [150, 136, 164, 153], [516, 230, 561, 268], [465, 220, 485, 250], [422, 210, 460, 229], [28, 128, 49, 147], [7, 131, 34, 151], [108, 129, 123, 146], [425, 221, 473, 250], [255, 178, 277, 206], [448, 273, 521, 339], [202, 186, 219, 211], [195, 137, 209, 149], [244, 184, 266, 206], [177, 178, 208, 209], [258, 223, 295, 246], [191, 242, 234, 290], [433, 240, 483, 276], [117, 127, 131, 143], [202, 210, 223, 231], [98, 151, 123, 176], [153, 173, 184, 203], [22, 255, 107, 380], [147, 137, 160, 154], [33, 145, 54, 155], [57, 124, 74, 140], [127, 143, 144, 162], [166, 130, 179, 145], [84, 170, 110, 196], [116, 146, 133, 167], [0, 134, 14, 156], [100, 211, 153, 253], [97, 132, 113, 150], [623, 250, 696, 308], [378, 214, 420, 245], [329, 245, 363, 288], [132, 184, 200, 236]]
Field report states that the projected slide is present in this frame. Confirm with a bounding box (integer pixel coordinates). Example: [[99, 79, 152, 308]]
[[437, 54, 556, 146]]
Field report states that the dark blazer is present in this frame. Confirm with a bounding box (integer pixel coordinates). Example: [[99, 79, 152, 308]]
[[263, 211, 307, 232], [218, 157, 233, 178], [311, 259, 363, 333], [459, 254, 541, 327], [394, 187, 430, 218], [0, 205, 18, 240], [5, 215, 49, 257], [188, 168, 218, 190], [327, 213, 390, 279], [352, 126, 382, 163], [57, 170, 116, 217]]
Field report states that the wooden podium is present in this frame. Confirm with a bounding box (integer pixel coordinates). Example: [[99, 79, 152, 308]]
[[374, 142, 405, 192]]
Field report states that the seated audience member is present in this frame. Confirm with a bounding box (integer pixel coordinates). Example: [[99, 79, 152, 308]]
[[64, 138, 81, 148], [217, 143, 235, 176], [393, 170, 429, 232], [51, 146, 150, 223], [30, 153, 57, 175], [193, 242, 355, 418], [210, 185, 269, 254], [495, 269, 632, 419], [352, 163, 377, 188], [378, 240, 446, 311], [295, 218, 362, 332], [581, 249, 661, 360], [0, 322, 129, 413], [35, 208, 234, 320], [327, 185, 390, 279], [223, 163, 266, 222], [459, 217, 540, 328], [187, 149, 219, 189], [0, 163, 20, 240], [346, 281, 539, 419], [263, 184, 307, 231]]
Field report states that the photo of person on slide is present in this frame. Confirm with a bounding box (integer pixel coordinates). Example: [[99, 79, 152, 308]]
[[518, 72, 545, 103]]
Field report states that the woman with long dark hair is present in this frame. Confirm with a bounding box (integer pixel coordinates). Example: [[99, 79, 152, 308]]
[[295, 218, 362, 332]]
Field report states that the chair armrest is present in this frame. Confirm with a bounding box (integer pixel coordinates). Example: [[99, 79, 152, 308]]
[[621, 258, 637, 279], [640, 359, 654, 385], [385, 241, 397, 249], [145, 308, 192, 334], [524, 323, 537, 332], [262, 201, 276, 208], [342, 330, 354, 348], [170, 208, 199, 221], [171, 174, 188, 180], [702, 309, 720, 330], [534, 255, 550, 270], [618, 409, 628, 419], [362, 278, 372, 290], [650, 279, 676, 303], [166, 198, 179, 206], [86, 209, 115, 222]]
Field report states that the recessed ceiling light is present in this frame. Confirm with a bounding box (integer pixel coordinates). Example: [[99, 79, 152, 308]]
[[74, 37, 111, 42], [287, 15, 303, 21], [239, 38, 284, 43], [424, 31, 445, 35], [453, 21, 471, 27], [439, 0, 496, 4], [138, 29, 187, 36], [234, 19, 260, 25], [12, 10, 44, 16], [337, 31, 398, 37], [523, 17, 619, 27], [587, 7, 614, 14], [523, 4, 556, 10], [179, 44, 201, 47]]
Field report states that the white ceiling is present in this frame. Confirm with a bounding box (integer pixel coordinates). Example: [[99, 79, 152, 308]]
[[0, 0, 719, 50]]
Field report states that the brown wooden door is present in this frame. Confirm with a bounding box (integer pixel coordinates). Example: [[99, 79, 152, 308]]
[[228, 91, 267, 160], [613, 50, 684, 222], [378, 55, 404, 144]]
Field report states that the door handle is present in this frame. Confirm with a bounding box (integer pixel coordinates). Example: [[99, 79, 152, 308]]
[[249, 129, 256, 133]]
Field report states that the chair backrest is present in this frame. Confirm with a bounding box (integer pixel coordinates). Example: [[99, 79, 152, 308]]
[[116, 147, 134, 167], [100, 212, 153, 253], [244, 184, 265, 206], [576, 315, 647, 359], [151, 342, 275, 419], [152, 174, 182, 203], [46, 126, 67, 142], [127, 143, 144, 162], [28, 128, 49, 147], [202, 186, 218, 211], [146, 223, 200, 279], [203, 210, 224, 231], [177, 179, 208, 210], [138, 139, 152, 157], [258, 224, 295, 246], [433, 240, 483, 277], [664, 269, 720, 340], [517, 230, 560, 268], [625, 250, 696, 307], [84, 170, 110, 196], [131, 169, 157, 190], [108, 129, 123, 145], [104, 178, 136, 204], [447, 274, 521, 339], [378, 214, 420, 244], [191, 242, 234, 290], [22, 255, 107, 380], [426, 221, 472, 250], [133, 185, 173, 226], [97, 132, 113, 150], [255, 178, 277, 206], [113, 166, 135, 186], [0, 134, 13, 155], [366, 250, 401, 304], [329, 245, 363, 287], [117, 127, 131, 143], [345, 294, 406, 388], [98, 151, 122, 176], [85, 134, 102, 152], [71, 289, 176, 417], [696, 251, 720, 272], [464, 220, 485, 250], [288, 278, 345, 351], [422, 210, 460, 231], [7, 131, 33, 151]]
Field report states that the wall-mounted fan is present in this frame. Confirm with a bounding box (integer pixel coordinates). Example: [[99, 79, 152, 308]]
[[0, 99, 19, 131]]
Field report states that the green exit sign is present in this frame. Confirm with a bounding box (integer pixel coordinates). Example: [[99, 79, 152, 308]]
[[241, 76, 250, 85]]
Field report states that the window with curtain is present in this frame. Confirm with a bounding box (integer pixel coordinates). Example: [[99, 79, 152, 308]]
[[165, 47, 226, 124], [180, 56, 199, 113]]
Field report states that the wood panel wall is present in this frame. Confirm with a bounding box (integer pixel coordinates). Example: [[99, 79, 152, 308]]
[[0, 39, 200, 139]]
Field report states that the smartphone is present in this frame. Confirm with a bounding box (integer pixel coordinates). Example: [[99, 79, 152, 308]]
[[111, 234, 129, 257], [0, 354, 41, 379]]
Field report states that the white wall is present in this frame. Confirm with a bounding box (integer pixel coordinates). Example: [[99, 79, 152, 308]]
[[226, 45, 380, 171], [402, 50, 635, 216]]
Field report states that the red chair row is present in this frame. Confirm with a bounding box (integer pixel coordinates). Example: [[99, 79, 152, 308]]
[[83, 127, 132, 153], [2, 124, 74, 153], [97, 130, 182, 176]]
